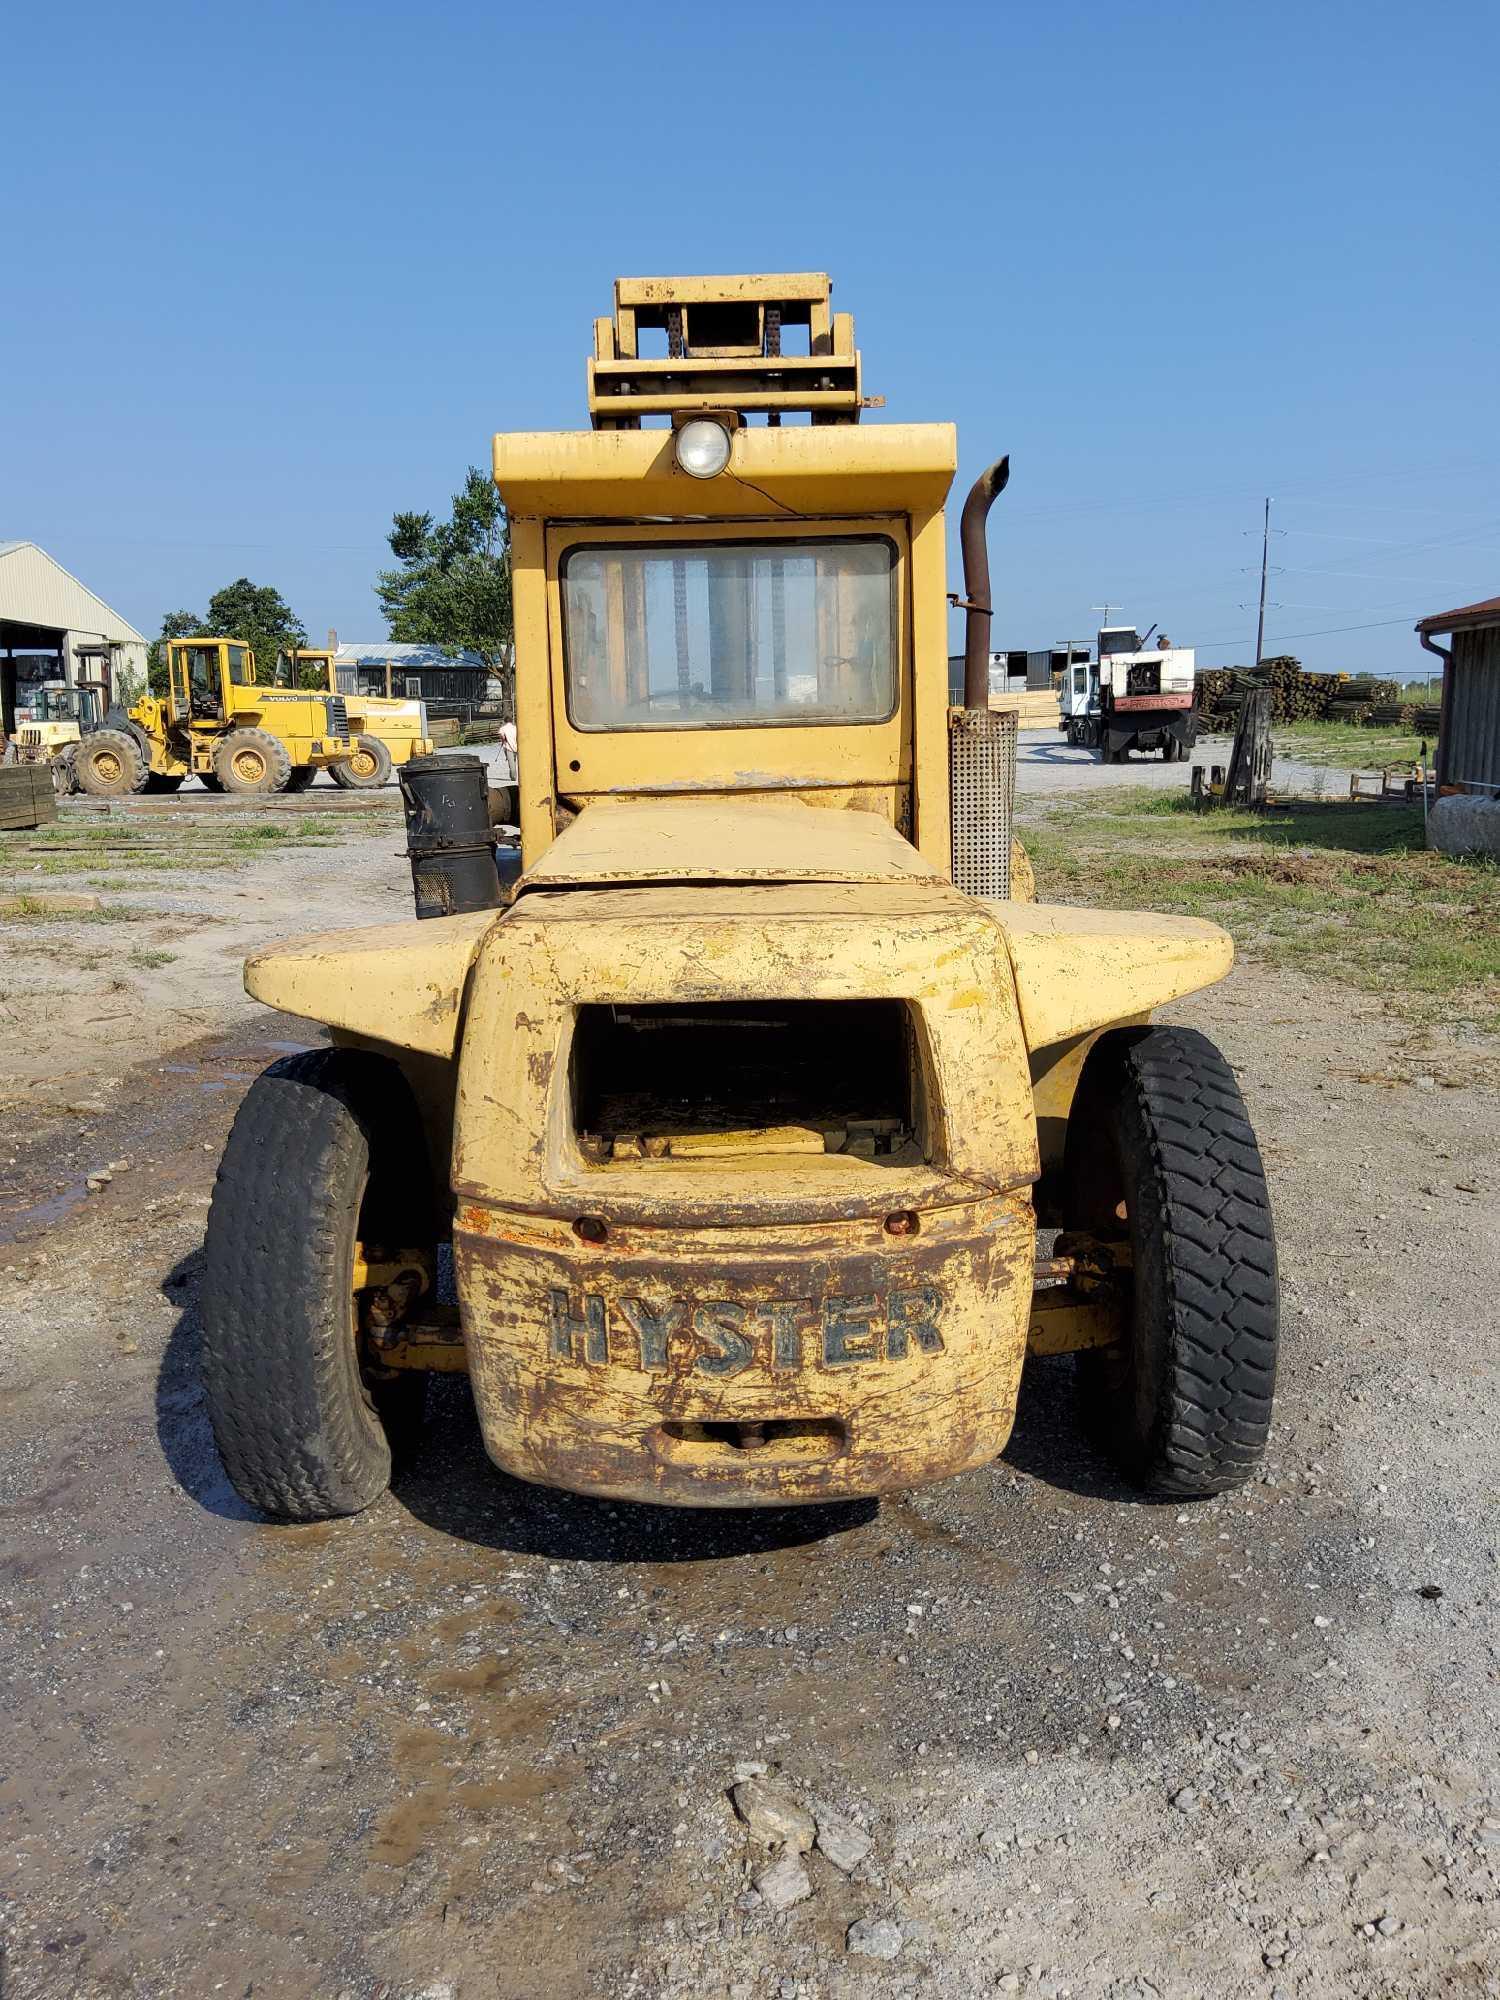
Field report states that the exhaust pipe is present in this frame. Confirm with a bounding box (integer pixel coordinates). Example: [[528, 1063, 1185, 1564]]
[[959, 455, 1010, 710]]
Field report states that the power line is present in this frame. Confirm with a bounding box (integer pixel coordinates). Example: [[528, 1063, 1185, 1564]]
[[1195, 612, 1425, 648]]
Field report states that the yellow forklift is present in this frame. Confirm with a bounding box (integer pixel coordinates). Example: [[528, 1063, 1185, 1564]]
[[198, 274, 1278, 1521]]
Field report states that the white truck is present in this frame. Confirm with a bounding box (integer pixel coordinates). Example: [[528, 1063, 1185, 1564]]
[[1060, 626, 1197, 763]]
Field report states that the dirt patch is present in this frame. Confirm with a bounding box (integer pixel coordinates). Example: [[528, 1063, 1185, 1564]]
[[0, 787, 407, 1110]]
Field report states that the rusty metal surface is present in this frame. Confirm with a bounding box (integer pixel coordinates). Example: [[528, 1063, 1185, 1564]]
[[958, 456, 1009, 710], [453, 1194, 1034, 1507]]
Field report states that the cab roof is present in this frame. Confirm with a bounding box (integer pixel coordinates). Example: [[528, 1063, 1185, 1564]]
[[492, 422, 956, 522]]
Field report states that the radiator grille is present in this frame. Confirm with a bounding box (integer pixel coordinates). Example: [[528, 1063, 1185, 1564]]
[[324, 695, 349, 739], [948, 708, 1016, 899]]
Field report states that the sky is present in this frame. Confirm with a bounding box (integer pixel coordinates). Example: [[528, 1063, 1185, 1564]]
[[5, 0, 1497, 676]]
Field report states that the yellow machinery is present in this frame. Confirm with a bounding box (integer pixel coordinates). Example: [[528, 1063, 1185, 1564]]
[[72, 637, 376, 797], [200, 274, 1278, 1521], [14, 683, 92, 766], [278, 649, 434, 786]]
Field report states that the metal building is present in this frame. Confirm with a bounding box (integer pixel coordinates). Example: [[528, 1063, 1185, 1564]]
[[1417, 596, 1500, 793], [0, 542, 149, 737], [330, 642, 491, 721]]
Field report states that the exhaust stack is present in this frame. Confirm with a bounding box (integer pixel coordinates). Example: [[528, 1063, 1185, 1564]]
[[960, 455, 1010, 710]]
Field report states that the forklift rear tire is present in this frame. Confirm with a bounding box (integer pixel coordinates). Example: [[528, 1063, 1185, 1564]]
[[1063, 1026, 1278, 1496], [201, 1048, 435, 1521], [330, 736, 393, 789], [73, 728, 145, 799], [214, 728, 291, 796]]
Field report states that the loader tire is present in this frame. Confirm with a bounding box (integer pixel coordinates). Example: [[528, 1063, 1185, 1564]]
[[1064, 1026, 1278, 1496], [214, 728, 291, 796], [330, 735, 393, 789], [73, 728, 145, 798], [142, 772, 184, 793], [199, 773, 224, 792], [201, 1048, 435, 1521], [283, 765, 317, 791]]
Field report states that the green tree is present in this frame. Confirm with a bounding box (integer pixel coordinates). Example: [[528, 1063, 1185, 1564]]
[[147, 584, 307, 693], [205, 578, 307, 682], [376, 468, 513, 712]]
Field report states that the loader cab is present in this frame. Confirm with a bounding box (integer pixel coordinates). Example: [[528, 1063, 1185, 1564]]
[[274, 648, 336, 692], [165, 638, 256, 726], [496, 274, 963, 877]]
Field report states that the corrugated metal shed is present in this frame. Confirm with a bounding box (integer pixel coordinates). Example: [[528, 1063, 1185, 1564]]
[[1, 541, 149, 733], [1416, 596, 1500, 793], [332, 642, 492, 719], [0, 542, 147, 644]]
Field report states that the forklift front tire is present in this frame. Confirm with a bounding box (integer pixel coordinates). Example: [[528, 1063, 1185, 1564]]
[[1064, 1025, 1278, 1496], [201, 1048, 436, 1521]]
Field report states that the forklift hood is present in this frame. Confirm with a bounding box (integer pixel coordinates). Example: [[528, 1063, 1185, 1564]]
[[521, 796, 940, 891], [244, 788, 1231, 1062]]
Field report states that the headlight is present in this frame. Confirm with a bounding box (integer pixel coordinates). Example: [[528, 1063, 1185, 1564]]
[[674, 418, 732, 480]]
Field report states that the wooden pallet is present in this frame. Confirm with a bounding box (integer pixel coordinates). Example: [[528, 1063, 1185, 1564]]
[[0, 763, 58, 831]]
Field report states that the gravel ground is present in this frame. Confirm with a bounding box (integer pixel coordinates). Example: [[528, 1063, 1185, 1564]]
[[1012, 733, 1367, 802], [1, 767, 1497, 1998]]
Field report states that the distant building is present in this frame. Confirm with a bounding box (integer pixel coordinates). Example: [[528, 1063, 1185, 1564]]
[[331, 642, 491, 719], [1416, 596, 1500, 794], [947, 644, 1092, 706], [0, 541, 148, 736]]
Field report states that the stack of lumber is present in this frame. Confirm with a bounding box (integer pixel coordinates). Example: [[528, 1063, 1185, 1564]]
[[989, 687, 1061, 730], [1194, 660, 1418, 730], [0, 763, 58, 830]]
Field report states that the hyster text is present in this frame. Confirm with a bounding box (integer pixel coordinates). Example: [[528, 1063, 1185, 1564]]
[[546, 1288, 945, 1376]]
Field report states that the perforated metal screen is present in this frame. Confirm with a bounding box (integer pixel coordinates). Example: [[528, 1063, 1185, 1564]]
[[948, 708, 1016, 899]]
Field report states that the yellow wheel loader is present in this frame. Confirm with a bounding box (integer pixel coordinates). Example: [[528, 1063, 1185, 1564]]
[[71, 638, 377, 798], [276, 649, 434, 788], [201, 274, 1278, 1522]]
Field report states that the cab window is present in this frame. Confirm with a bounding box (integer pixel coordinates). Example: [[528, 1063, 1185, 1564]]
[[561, 537, 898, 732], [227, 646, 253, 685]]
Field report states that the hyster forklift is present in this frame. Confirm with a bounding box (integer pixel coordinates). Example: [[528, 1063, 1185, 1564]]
[[201, 274, 1277, 1521], [70, 637, 417, 797]]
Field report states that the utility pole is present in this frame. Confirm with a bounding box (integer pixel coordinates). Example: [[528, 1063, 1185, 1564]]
[[1254, 498, 1272, 665]]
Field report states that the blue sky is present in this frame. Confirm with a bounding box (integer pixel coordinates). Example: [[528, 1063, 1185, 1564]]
[[5, 0, 1496, 674]]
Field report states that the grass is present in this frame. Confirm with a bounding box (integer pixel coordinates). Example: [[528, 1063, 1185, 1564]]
[[127, 947, 178, 970], [1023, 789, 1500, 1033], [5, 809, 356, 881], [5, 897, 146, 924], [1268, 719, 1439, 769]]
